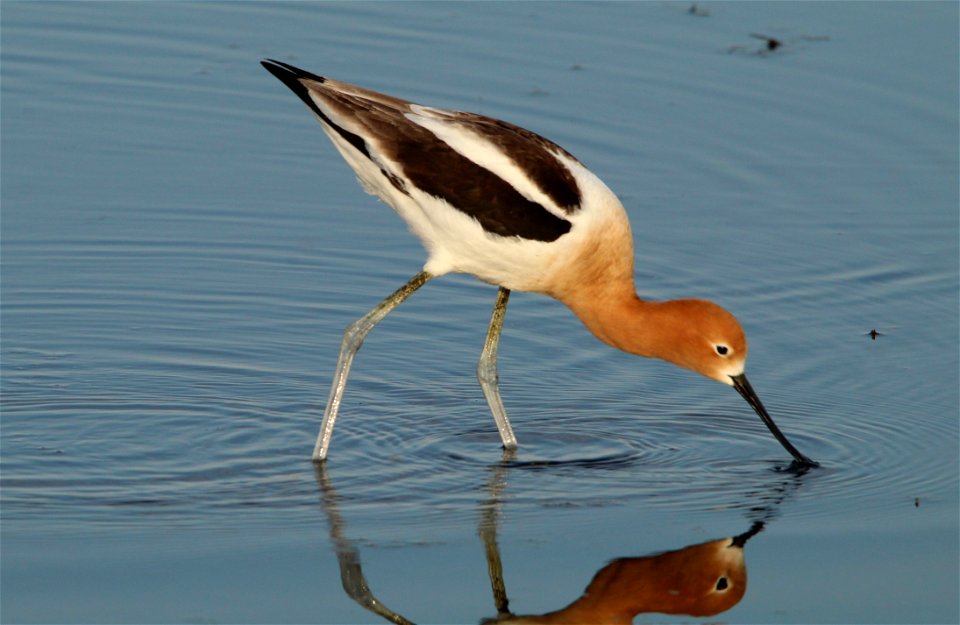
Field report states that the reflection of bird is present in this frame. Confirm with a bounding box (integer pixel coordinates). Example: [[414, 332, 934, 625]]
[[485, 523, 764, 624], [261, 60, 816, 468]]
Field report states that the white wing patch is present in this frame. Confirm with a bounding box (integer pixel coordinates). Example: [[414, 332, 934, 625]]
[[405, 107, 571, 221]]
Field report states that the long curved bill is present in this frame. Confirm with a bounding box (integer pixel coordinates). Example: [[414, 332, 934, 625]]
[[730, 374, 818, 468]]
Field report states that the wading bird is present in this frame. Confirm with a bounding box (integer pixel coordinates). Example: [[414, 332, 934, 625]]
[[260, 59, 817, 469]]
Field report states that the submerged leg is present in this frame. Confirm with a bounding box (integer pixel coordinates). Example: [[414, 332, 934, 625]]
[[476, 287, 518, 450], [313, 270, 433, 462]]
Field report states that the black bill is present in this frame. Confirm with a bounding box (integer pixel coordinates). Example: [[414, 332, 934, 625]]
[[730, 521, 765, 549], [730, 373, 818, 469]]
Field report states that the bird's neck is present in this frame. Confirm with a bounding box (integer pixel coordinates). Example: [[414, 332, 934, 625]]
[[559, 286, 672, 360]]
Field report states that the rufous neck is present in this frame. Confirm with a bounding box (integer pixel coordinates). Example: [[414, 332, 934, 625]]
[[559, 288, 663, 357]]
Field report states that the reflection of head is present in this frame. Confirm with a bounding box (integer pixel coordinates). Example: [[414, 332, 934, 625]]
[[489, 522, 763, 625]]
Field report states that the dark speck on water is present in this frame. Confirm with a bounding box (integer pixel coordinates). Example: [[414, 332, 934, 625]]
[[750, 33, 783, 51]]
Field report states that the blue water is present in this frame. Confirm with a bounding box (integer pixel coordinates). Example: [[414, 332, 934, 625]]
[[2, 2, 957, 623]]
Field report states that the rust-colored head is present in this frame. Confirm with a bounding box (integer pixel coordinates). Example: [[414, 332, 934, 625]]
[[635, 298, 750, 384]]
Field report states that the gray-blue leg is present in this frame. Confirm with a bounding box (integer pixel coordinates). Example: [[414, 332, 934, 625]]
[[476, 287, 518, 450], [313, 271, 432, 461]]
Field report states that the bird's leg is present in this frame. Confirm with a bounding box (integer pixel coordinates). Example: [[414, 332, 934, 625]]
[[313, 270, 433, 462], [476, 287, 518, 450]]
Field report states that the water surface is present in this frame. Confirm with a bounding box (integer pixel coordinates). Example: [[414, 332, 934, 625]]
[[2, 2, 957, 623]]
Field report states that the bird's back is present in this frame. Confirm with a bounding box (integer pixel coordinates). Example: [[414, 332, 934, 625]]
[[262, 60, 634, 295]]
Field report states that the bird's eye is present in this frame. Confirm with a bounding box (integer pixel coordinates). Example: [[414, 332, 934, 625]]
[[715, 345, 729, 356], [715, 576, 729, 591]]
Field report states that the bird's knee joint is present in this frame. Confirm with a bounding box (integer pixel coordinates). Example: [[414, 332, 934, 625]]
[[476, 360, 499, 386], [341, 320, 369, 350]]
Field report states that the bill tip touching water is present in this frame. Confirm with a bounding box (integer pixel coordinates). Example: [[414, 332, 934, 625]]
[[259, 58, 818, 469]]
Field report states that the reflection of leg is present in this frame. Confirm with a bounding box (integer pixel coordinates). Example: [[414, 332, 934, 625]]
[[482, 524, 510, 617], [479, 450, 516, 618], [313, 271, 433, 461], [314, 465, 415, 625], [337, 547, 414, 625], [476, 287, 518, 450]]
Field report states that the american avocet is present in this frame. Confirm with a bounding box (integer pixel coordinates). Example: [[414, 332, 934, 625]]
[[261, 59, 817, 468]]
